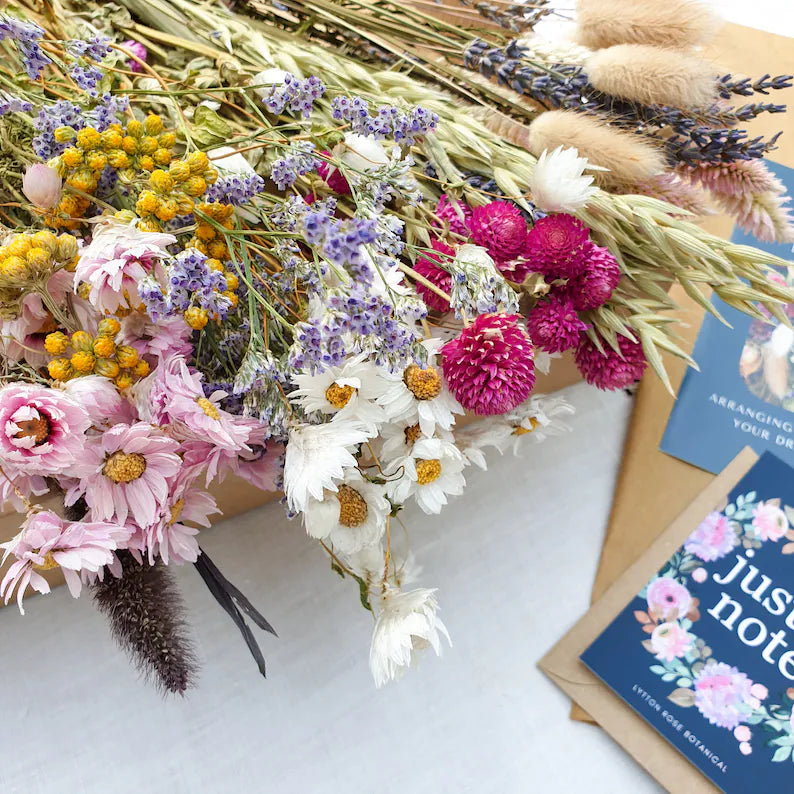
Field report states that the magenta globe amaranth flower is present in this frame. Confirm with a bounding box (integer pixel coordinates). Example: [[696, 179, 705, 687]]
[[433, 195, 471, 237], [413, 240, 453, 313], [441, 313, 535, 415], [467, 201, 527, 266], [121, 39, 148, 72], [0, 383, 91, 476], [317, 151, 351, 194], [567, 244, 621, 311], [524, 213, 591, 279], [575, 333, 647, 390], [22, 163, 62, 209], [526, 293, 587, 353]]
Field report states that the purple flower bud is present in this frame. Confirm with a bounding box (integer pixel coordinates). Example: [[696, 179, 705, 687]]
[[22, 164, 62, 209]]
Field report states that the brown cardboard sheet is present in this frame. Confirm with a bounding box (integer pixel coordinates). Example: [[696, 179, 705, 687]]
[[540, 448, 759, 793]]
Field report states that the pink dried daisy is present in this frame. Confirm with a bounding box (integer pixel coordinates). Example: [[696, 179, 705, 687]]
[[0, 468, 48, 513], [566, 244, 621, 311], [575, 334, 647, 390], [524, 214, 591, 279], [74, 221, 175, 314], [526, 294, 587, 353], [0, 510, 131, 612], [0, 383, 91, 476], [414, 241, 453, 312], [468, 201, 527, 265], [317, 152, 351, 194], [433, 195, 472, 237], [441, 313, 535, 415], [66, 422, 182, 527]]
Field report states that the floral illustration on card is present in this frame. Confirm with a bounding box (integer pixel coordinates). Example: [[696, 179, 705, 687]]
[[633, 490, 794, 762]]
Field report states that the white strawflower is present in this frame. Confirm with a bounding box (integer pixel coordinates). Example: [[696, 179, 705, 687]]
[[339, 133, 389, 173], [370, 587, 451, 687], [284, 420, 370, 512], [529, 146, 597, 213], [252, 68, 289, 100], [303, 469, 389, 555], [209, 145, 257, 176], [385, 436, 465, 514], [291, 353, 388, 434]]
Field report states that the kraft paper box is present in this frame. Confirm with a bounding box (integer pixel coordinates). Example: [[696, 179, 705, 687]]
[[539, 448, 759, 794]]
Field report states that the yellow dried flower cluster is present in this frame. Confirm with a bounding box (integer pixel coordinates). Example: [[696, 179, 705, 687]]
[[45, 318, 149, 389], [135, 151, 220, 231], [188, 201, 236, 262], [0, 231, 79, 288], [46, 115, 176, 229]]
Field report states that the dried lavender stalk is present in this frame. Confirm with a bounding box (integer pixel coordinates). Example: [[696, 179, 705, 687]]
[[91, 551, 198, 696]]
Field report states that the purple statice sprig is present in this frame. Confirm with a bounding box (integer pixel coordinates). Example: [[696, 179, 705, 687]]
[[205, 172, 266, 205], [262, 73, 325, 118], [0, 90, 32, 116], [270, 141, 320, 191], [0, 13, 51, 80], [139, 248, 231, 322], [331, 96, 438, 145]]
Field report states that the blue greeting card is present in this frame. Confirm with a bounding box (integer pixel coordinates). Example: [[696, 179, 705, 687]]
[[661, 160, 794, 474], [582, 451, 794, 792]]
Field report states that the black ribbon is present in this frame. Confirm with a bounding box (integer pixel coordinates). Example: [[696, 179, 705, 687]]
[[194, 548, 277, 678]]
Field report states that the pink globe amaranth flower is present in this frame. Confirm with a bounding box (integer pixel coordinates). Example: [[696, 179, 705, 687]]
[[468, 201, 527, 265], [441, 313, 535, 416], [22, 164, 62, 209], [122, 39, 148, 72], [685, 510, 738, 562], [145, 356, 251, 452], [317, 152, 351, 194], [0, 383, 90, 476], [414, 240, 453, 312], [524, 214, 591, 279], [650, 622, 694, 662], [751, 501, 789, 541], [575, 333, 647, 390], [0, 510, 131, 612], [433, 195, 472, 237], [646, 576, 692, 620], [693, 661, 754, 730], [66, 422, 182, 526], [526, 293, 587, 353], [566, 244, 621, 311], [74, 222, 175, 314]]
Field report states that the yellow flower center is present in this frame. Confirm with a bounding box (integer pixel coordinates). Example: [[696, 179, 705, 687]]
[[336, 484, 369, 527], [403, 364, 442, 400], [14, 415, 51, 445], [512, 417, 540, 436], [103, 451, 147, 483], [415, 458, 442, 485], [404, 423, 422, 446], [196, 397, 220, 420], [168, 498, 185, 526], [325, 382, 356, 409], [32, 550, 59, 571]]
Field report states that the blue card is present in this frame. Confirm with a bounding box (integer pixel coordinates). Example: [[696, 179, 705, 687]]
[[661, 161, 794, 474], [582, 451, 794, 792]]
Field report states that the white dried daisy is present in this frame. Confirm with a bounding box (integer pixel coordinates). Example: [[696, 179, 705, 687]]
[[369, 587, 451, 687], [385, 436, 465, 514], [377, 340, 463, 435], [529, 145, 597, 213], [291, 353, 388, 435], [284, 419, 371, 512], [303, 469, 390, 555]]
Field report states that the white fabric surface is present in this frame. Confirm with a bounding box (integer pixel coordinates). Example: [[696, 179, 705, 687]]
[[0, 384, 649, 794]]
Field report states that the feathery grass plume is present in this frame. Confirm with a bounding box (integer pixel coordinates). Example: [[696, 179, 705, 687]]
[[622, 173, 711, 217], [574, 0, 720, 51], [684, 160, 794, 243], [528, 110, 666, 190], [92, 552, 198, 696], [585, 45, 717, 109]]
